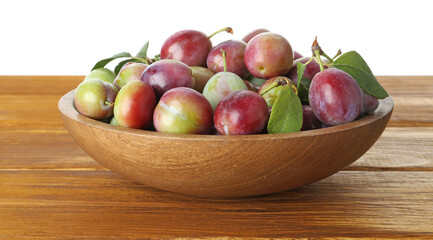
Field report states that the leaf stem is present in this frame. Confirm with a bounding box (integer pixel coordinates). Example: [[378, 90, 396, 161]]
[[208, 27, 233, 38], [131, 56, 149, 65]]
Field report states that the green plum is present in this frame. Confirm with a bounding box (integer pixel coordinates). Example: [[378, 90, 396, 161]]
[[110, 116, 119, 126], [113, 62, 148, 89], [84, 68, 116, 83], [258, 76, 297, 108], [74, 79, 118, 120], [202, 72, 247, 110]]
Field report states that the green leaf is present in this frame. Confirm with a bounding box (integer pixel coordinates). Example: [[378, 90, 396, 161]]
[[333, 51, 373, 73], [297, 75, 311, 104], [333, 51, 388, 99], [136, 41, 149, 59], [296, 62, 307, 89], [267, 85, 303, 134], [295, 62, 312, 104], [91, 52, 132, 70]]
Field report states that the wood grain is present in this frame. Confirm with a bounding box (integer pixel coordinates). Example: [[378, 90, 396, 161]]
[[0, 170, 432, 238], [1, 75, 433, 238]]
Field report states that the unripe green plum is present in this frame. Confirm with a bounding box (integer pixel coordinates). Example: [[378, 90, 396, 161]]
[[110, 116, 119, 126], [114, 81, 156, 129], [74, 79, 118, 120], [84, 68, 116, 83], [153, 87, 213, 134], [113, 62, 148, 89], [202, 72, 248, 110], [191, 66, 214, 93], [258, 76, 297, 108]]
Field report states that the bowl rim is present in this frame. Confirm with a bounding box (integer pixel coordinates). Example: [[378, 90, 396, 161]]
[[59, 89, 394, 142]]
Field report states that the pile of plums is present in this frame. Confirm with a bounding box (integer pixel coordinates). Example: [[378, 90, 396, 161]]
[[74, 27, 379, 135]]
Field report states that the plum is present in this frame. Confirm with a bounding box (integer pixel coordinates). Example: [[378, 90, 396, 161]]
[[207, 40, 249, 79], [113, 81, 156, 129], [286, 56, 323, 85], [190, 66, 214, 93], [140, 59, 195, 98], [153, 87, 213, 134], [214, 90, 269, 135], [309, 68, 362, 126], [202, 72, 247, 110], [242, 28, 269, 43], [258, 76, 296, 109], [84, 68, 116, 83], [74, 79, 118, 120], [113, 62, 147, 89], [293, 51, 303, 60], [301, 105, 323, 131], [244, 32, 293, 79], [362, 91, 379, 113], [160, 27, 232, 66]]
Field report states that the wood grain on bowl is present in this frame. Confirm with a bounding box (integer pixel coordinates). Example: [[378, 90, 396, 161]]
[[59, 90, 393, 198]]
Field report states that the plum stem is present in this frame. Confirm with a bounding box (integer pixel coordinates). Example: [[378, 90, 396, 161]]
[[332, 49, 342, 61], [312, 37, 325, 71], [208, 27, 233, 38], [105, 101, 114, 107], [321, 51, 333, 63], [221, 49, 227, 72], [259, 77, 297, 96], [314, 50, 325, 71]]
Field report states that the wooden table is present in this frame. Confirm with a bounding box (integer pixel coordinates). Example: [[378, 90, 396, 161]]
[[1, 76, 432, 239]]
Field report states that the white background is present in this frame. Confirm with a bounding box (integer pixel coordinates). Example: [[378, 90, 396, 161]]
[[1, 0, 432, 76]]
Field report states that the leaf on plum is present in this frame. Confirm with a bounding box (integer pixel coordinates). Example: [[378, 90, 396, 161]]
[[92, 52, 132, 71], [267, 85, 303, 134], [332, 51, 388, 99]]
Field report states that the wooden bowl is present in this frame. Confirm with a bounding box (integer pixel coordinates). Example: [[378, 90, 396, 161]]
[[59, 90, 393, 198]]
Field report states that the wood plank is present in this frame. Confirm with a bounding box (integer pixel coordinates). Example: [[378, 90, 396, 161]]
[[377, 76, 433, 96], [0, 170, 432, 238], [350, 127, 433, 171], [0, 75, 82, 95], [0, 95, 66, 130]]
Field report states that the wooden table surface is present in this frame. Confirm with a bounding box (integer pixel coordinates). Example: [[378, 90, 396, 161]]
[[1, 75, 432, 239]]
